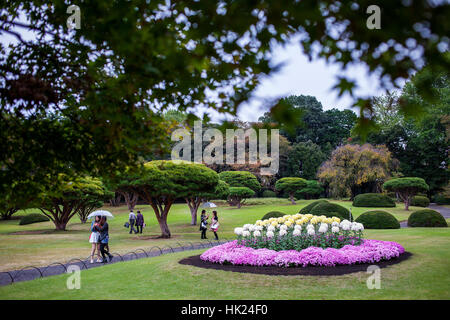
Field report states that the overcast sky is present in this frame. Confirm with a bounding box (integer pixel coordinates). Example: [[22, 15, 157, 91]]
[[207, 37, 393, 123]]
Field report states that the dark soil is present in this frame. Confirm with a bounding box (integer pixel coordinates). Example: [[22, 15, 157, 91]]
[[179, 252, 412, 276]]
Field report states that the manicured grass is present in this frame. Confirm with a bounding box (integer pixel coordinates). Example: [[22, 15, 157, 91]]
[[0, 228, 449, 299], [0, 198, 428, 271]]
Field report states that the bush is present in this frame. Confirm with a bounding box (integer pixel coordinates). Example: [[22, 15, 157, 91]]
[[309, 202, 353, 221], [433, 194, 450, 205], [19, 213, 50, 225], [299, 200, 328, 214], [262, 190, 276, 198], [411, 195, 430, 207], [261, 211, 285, 220], [355, 210, 400, 229], [408, 209, 447, 227], [352, 193, 396, 207]]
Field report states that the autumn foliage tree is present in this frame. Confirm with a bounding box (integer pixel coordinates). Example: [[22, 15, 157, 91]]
[[318, 144, 396, 199]]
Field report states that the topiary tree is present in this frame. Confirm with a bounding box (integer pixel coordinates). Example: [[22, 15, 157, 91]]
[[295, 180, 323, 200], [132, 161, 219, 238], [309, 202, 352, 221], [411, 195, 430, 207], [352, 193, 396, 208], [218, 171, 261, 192], [299, 200, 329, 214], [383, 177, 429, 210], [261, 211, 285, 220], [19, 213, 50, 225], [184, 178, 227, 226], [407, 209, 447, 227], [262, 190, 276, 198], [355, 210, 400, 229], [275, 177, 307, 204], [36, 175, 111, 230], [107, 169, 141, 211], [228, 187, 255, 209]]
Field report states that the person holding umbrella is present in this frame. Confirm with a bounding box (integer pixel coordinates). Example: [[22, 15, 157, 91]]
[[210, 210, 220, 240], [200, 210, 209, 239], [98, 216, 114, 263], [89, 216, 102, 263], [87, 210, 115, 263]]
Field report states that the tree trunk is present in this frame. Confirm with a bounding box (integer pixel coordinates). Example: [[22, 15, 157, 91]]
[[1, 208, 19, 220], [404, 199, 409, 211], [54, 221, 67, 231], [237, 200, 241, 209], [158, 218, 171, 238], [289, 194, 296, 205]]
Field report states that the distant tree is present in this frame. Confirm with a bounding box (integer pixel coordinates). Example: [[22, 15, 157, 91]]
[[296, 180, 324, 200], [282, 141, 326, 179], [228, 187, 255, 209], [275, 177, 308, 204], [218, 171, 261, 193], [318, 144, 396, 199], [383, 177, 429, 210], [132, 161, 219, 238], [36, 175, 111, 230]]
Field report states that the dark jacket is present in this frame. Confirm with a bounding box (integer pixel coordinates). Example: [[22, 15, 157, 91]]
[[136, 213, 144, 226], [98, 222, 109, 243]]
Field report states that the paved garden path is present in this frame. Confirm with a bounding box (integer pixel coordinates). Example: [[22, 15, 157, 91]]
[[0, 239, 227, 286], [399, 204, 449, 228]]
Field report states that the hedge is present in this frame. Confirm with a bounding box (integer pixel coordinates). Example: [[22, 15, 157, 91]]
[[309, 202, 353, 221], [433, 194, 450, 205], [299, 200, 329, 214], [352, 193, 396, 207], [19, 213, 50, 225], [262, 211, 285, 220], [407, 209, 447, 227], [262, 190, 276, 198], [355, 210, 400, 229], [411, 195, 430, 207]]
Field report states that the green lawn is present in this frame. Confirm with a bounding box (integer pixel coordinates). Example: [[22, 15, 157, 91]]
[[0, 199, 430, 271], [0, 227, 449, 299]]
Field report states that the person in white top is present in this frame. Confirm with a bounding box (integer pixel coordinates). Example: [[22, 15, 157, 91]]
[[129, 210, 137, 234]]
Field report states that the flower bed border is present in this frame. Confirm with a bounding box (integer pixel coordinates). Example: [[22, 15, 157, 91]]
[[179, 251, 411, 276]]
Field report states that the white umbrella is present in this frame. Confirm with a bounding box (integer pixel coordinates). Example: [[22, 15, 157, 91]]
[[87, 210, 114, 219], [201, 202, 217, 208]]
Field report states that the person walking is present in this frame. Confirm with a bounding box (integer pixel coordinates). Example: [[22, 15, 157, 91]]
[[98, 217, 113, 263], [200, 210, 209, 239], [89, 216, 102, 263], [210, 210, 220, 240], [129, 210, 137, 234], [136, 210, 144, 234]]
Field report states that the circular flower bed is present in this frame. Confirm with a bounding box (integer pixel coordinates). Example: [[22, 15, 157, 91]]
[[200, 239, 405, 267], [200, 213, 405, 268]]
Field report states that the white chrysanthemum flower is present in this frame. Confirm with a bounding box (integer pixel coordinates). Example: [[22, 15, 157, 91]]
[[266, 231, 274, 238], [253, 230, 261, 237], [280, 224, 288, 231], [332, 221, 339, 227], [358, 223, 364, 231], [267, 225, 275, 232], [242, 230, 250, 237], [249, 225, 256, 232], [234, 227, 243, 235], [294, 224, 302, 230], [331, 226, 339, 233], [293, 229, 301, 236], [341, 223, 350, 231], [318, 224, 328, 233], [242, 224, 251, 231], [279, 229, 287, 236], [306, 223, 314, 230], [307, 228, 315, 236], [256, 225, 263, 231]]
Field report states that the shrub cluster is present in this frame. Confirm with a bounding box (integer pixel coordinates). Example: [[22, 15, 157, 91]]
[[355, 210, 400, 229], [261, 211, 285, 220], [299, 200, 328, 214], [433, 194, 450, 205], [309, 202, 352, 221], [352, 193, 396, 207], [411, 195, 430, 207], [407, 209, 447, 227], [19, 213, 50, 225], [261, 190, 276, 198]]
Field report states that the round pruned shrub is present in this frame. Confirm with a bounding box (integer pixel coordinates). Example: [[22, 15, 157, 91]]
[[355, 210, 400, 229], [19, 213, 50, 225], [352, 193, 396, 207], [261, 211, 285, 220], [411, 195, 430, 207], [262, 190, 276, 198], [309, 202, 353, 221], [299, 200, 329, 214], [408, 209, 447, 227]]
